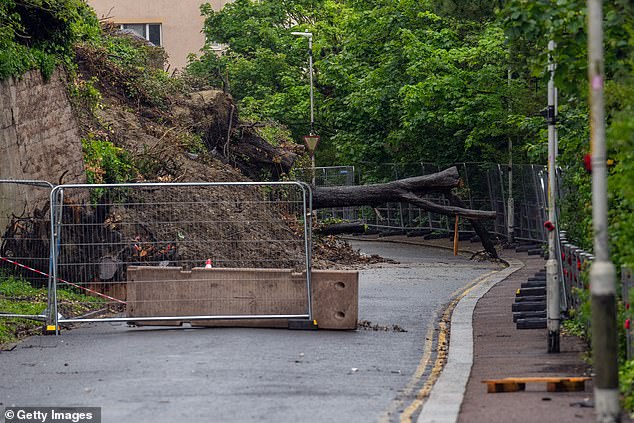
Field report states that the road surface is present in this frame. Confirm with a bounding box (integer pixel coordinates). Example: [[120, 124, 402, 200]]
[[0, 240, 499, 422]]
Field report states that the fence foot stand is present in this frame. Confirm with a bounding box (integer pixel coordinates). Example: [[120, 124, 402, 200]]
[[288, 319, 318, 330], [42, 325, 59, 335]]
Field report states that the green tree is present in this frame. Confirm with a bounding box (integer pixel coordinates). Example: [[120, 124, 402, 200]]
[[190, 0, 537, 167]]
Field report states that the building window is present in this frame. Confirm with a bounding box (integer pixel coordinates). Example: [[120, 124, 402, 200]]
[[120, 23, 162, 46]]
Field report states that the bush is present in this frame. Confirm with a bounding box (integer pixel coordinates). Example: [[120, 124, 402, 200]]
[[0, 0, 100, 79], [620, 360, 634, 415], [82, 134, 135, 184]]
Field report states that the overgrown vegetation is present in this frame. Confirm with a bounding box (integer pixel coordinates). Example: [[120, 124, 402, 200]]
[[0, 274, 46, 345], [188, 0, 537, 166], [0, 0, 99, 79], [502, 1, 634, 412], [75, 32, 185, 111], [621, 360, 634, 413], [82, 134, 135, 184], [0, 273, 103, 346]]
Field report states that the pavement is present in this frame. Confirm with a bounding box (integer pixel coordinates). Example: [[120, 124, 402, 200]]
[[365, 234, 632, 423], [457, 250, 599, 423], [1, 241, 497, 423], [3, 234, 633, 422]]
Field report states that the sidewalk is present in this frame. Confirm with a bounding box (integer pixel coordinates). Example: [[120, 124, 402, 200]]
[[360, 234, 630, 422], [458, 250, 598, 423]]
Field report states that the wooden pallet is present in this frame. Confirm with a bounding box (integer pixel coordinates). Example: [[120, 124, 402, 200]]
[[482, 377, 590, 393]]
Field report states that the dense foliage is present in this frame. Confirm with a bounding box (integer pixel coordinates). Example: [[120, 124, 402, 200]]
[[188, 0, 541, 167], [502, 0, 634, 265], [190, 0, 634, 248], [190, 0, 632, 259], [190, 1, 633, 255], [190, 0, 634, 410], [0, 0, 99, 79]]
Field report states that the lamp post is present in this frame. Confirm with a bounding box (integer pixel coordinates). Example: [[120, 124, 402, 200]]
[[292, 31, 318, 185]]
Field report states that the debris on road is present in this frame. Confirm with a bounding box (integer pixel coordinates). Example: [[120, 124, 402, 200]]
[[357, 320, 407, 332]]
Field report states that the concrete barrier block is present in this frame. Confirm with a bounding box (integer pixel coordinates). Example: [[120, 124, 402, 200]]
[[126, 267, 358, 330], [310, 270, 358, 330]]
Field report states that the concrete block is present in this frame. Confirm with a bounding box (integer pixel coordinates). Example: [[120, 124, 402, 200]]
[[516, 318, 547, 330], [309, 270, 358, 330], [512, 311, 546, 322], [528, 276, 546, 282], [517, 287, 546, 297], [521, 281, 545, 289], [514, 295, 546, 303], [126, 267, 358, 330], [511, 302, 546, 312]]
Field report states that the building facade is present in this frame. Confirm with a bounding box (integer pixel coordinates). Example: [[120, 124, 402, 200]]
[[86, 0, 232, 71]]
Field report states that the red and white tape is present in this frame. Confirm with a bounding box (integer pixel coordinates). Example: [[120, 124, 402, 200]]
[[0, 256, 126, 304]]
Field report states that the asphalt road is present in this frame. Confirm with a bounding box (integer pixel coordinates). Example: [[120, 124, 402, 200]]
[[0, 240, 498, 423]]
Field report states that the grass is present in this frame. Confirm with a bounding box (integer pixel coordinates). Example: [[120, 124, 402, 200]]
[[620, 359, 634, 416], [0, 274, 105, 347]]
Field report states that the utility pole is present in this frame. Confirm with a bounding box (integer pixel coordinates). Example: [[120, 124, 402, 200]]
[[546, 40, 560, 353], [587, 0, 620, 421]]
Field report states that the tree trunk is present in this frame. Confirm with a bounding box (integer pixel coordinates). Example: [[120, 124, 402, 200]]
[[310, 166, 499, 258], [229, 129, 301, 180], [446, 193, 499, 259], [316, 222, 368, 236]]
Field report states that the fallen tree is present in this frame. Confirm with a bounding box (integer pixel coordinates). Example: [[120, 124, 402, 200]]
[[310, 166, 499, 258]]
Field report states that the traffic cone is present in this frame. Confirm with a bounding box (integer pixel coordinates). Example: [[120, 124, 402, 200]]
[[205, 258, 212, 269]]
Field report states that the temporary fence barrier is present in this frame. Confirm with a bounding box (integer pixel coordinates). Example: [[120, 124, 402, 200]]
[[487, 164, 551, 242], [295, 166, 356, 222], [48, 181, 313, 330], [0, 180, 54, 322], [560, 236, 633, 359], [299, 163, 553, 242]]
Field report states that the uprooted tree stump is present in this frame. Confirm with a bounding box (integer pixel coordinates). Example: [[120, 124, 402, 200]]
[[310, 166, 499, 259]]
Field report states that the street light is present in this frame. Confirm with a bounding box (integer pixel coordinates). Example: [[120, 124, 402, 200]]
[[291, 31, 314, 135], [292, 31, 318, 185]]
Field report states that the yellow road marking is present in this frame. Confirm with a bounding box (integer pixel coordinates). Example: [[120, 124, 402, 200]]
[[380, 270, 498, 422], [397, 270, 499, 423], [379, 320, 436, 423]]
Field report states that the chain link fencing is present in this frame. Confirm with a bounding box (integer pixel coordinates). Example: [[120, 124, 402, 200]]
[[294, 166, 356, 222], [559, 233, 633, 359], [1, 164, 617, 333]]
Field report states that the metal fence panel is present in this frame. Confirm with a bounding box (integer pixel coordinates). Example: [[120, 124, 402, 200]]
[[0, 180, 53, 322], [299, 163, 559, 243], [296, 166, 356, 222], [49, 182, 312, 327]]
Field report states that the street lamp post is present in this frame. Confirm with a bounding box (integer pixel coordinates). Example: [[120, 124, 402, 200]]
[[292, 31, 317, 185]]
